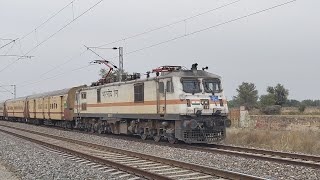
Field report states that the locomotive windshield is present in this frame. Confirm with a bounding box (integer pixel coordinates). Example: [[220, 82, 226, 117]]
[[203, 79, 221, 93], [181, 79, 201, 93]]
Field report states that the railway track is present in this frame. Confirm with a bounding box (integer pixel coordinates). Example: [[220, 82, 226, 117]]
[[0, 124, 264, 180], [187, 144, 320, 169]]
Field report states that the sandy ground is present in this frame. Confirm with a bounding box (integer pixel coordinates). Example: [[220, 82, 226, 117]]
[[0, 161, 20, 180]]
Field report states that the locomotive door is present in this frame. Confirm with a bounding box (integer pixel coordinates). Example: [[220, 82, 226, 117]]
[[33, 99, 36, 119], [157, 79, 168, 114]]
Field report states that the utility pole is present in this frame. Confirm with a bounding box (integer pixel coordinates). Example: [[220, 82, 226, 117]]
[[118, 47, 123, 82], [12, 85, 16, 99]]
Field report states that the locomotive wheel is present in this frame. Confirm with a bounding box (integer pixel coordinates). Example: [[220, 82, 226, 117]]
[[168, 137, 177, 144], [97, 126, 103, 134], [153, 135, 161, 142], [141, 134, 148, 140]]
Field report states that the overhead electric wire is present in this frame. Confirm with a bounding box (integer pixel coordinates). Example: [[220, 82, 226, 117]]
[[20, 0, 77, 40], [0, 39, 18, 50], [16, 0, 297, 88], [105, 0, 298, 61], [16, 49, 88, 86], [0, 55, 33, 58], [0, 0, 104, 74], [2, 42, 16, 56], [18, 64, 93, 88], [20, 1, 238, 87], [97, 0, 241, 48], [0, 86, 13, 95], [0, 38, 15, 41]]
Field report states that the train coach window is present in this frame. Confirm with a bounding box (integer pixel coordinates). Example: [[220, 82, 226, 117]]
[[134, 83, 144, 103], [166, 81, 174, 93], [159, 82, 164, 93]]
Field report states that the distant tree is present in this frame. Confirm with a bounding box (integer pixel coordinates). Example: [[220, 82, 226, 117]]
[[99, 68, 127, 81], [301, 99, 315, 106], [314, 100, 320, 106], [227, 97, 240, 109], [284, 99, 301, 107], [267, 84, 289, 106], [259, 94, 276, 107], [234, 82, 258, 110]]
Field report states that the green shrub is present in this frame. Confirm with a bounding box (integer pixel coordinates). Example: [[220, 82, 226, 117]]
[[299, 104, 306, 113], [261, 105, 281, 115]]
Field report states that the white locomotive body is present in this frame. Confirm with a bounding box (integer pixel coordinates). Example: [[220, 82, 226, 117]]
[[75, 68, 230, 144]]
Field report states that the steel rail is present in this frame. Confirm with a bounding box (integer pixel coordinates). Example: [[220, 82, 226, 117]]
[[211, 144, 320, 163], [0, 128, 170, 180], [187, 145, 320, 169], [0, 124, 264, 180]]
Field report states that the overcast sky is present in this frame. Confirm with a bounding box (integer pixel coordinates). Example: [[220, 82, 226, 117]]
[[0, 0, 319, 101]]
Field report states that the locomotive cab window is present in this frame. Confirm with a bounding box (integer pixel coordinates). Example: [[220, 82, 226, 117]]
[[81, 92, 87, 99], [203, 79, 222, 93], [181, 78, 201, 93], [134, 83, 144, 103], [166, 81, 174, 93]]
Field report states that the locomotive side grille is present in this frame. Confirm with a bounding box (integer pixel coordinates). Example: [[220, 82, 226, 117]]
[[182, 129, 224, 143]]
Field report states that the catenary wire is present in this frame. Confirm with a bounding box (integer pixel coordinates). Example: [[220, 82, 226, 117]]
[[97, 0, 241, 48], [0, 38, 15, 41], [105, 0, 298, 61], [16, 0, 297, 88], [0, 39, 18, 50], [20, 0, 77, 40], [16, 49, 88, 86], [18, 64, 93, 88], [0, 0, 104, 74], [14, 1, 236, 87]]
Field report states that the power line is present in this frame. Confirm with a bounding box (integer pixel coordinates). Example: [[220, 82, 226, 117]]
[[0, 0, 104, 74], [15, 0, 297, 88], [0, 39, 18, 50], [20, 0, 76, 40], [16, 49, 88, 86], [10, 0, 232, 87], [0, 55, 33, 58], [105, 0, 298, 61], [97, 0, 241, 48], [18, 64, 93, 88], [7, 1, 236, 88], [0, 38, 15, 41], [0, 86, 13, 95]]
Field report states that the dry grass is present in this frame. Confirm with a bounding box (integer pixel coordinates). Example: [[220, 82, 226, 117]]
[[225, 128, 320, 155]]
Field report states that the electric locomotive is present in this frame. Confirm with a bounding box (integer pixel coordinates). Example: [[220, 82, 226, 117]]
[[74, 64, 230, 144]]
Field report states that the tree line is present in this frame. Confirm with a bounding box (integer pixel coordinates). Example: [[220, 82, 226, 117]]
[[228, 82, 320, 114]]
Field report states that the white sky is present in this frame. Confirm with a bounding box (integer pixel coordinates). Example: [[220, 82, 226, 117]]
[[0, 0, 319, 101]]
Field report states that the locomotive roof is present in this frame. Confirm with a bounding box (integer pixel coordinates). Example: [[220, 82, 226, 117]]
[[83, 69, 221, 90], [161, 70, 221, 79]]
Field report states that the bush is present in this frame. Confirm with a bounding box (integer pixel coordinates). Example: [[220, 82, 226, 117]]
[[261, 105, 281, 115], [298, 104, 306, 113]]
